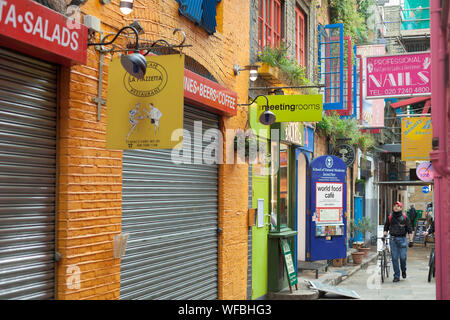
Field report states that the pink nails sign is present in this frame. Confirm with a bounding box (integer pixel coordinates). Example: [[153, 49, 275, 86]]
[[366, 52, 431, 99]]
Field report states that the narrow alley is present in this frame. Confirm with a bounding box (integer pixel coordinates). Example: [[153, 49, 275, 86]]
[[323, 246, 436, 300]]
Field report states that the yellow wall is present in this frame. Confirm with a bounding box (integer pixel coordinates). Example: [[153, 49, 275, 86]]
[[57, 0, 250, 300]]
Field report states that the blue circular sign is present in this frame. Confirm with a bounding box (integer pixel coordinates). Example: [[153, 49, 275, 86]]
[[422, 186, 430, 194]]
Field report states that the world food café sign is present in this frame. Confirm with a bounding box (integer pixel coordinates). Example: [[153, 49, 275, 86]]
[[0, 0, 88, 65], [366, 52, 431, 99]]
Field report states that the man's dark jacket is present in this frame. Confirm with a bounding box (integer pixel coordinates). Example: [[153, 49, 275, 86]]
[[384, 211, 413, 237]]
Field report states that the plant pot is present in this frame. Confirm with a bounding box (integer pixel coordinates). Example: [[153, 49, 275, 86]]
[[352, 242, 363, 249], [351, 252, 365, 265], [358, 247, 370, 257], [332, 258, 344, 267]]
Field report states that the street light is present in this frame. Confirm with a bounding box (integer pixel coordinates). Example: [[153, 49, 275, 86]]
[[120, 0, 134, 15], [233, 64, 260, 81], [239, 95, 276, 125]]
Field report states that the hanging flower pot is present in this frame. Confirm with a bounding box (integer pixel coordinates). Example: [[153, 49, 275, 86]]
[[234, 129, 259, 162]]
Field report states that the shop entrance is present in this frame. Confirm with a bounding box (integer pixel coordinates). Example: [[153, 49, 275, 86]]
[[120, 105, 219, 299], [0, 47, 57, 299]]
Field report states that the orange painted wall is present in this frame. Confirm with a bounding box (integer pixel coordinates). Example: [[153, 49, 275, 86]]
[[57, 0, 251, 300]]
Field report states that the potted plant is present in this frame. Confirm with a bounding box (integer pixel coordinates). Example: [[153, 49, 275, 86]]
[[351, 251, 365, 265], [348, 219, 363, 249], [355, 217, 375, 257]]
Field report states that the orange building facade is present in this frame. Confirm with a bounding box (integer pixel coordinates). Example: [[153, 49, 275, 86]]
[[0, 0, 252, 300]]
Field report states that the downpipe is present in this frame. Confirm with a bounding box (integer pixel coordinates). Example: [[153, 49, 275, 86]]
[[430, 0, 450, 300]]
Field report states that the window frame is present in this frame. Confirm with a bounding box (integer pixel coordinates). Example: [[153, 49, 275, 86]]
[[258, 0, 283, 51], [295, 5, 306, 67]]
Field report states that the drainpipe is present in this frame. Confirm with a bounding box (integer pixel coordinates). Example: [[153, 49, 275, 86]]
[[430, 0, 449, 300]]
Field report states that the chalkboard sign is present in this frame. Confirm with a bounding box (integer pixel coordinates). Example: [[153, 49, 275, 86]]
[[280, 239, 298, 292], [414, 219, 427, 243]]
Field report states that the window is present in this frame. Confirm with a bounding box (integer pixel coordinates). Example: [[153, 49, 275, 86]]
[[295, 5, 306, 67], [176, 0, 221, 34], [279, 143, 289, 227], [258, 0, 282, 51]]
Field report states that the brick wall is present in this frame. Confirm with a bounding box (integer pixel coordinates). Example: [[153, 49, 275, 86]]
[[56, 0, 250, 300]]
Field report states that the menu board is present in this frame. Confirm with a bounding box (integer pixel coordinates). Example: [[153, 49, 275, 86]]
[[414, 219, 427, 243]]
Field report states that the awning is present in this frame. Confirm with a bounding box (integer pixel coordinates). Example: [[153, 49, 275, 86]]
[[374, 180, 434, 185], [380, 144, 402, 153], [390, 97, 431, 109]]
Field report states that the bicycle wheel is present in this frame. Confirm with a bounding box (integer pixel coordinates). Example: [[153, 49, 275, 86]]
[[428, 250, 435, 282], [380, 253, 385, 283], [432, 250, 436, 279], [384, 250, 389, 278]]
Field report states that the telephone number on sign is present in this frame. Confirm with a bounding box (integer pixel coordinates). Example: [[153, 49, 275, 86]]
[[379, 87, 430, 95]]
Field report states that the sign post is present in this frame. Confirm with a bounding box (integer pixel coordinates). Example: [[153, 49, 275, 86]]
[[401, 117, 432, 161], [106, 54, 185, 150], [309, 155, 347, 261], [279, 238, 298, 293], [256, 95, 323, 123], [366, 52, 431, 99]]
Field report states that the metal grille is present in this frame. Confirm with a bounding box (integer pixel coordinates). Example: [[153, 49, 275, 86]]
[[121, 105, 219, 300], [0, 47, 57, 300]]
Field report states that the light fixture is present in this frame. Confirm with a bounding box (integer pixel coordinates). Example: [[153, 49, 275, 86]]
[[259, 108, 276, 125], [128, 20, 145, 35], [120, 0, 134, 15], [233, 64, 260, 81], [239, 95, 276, 126], [88, 25, 146, 79]]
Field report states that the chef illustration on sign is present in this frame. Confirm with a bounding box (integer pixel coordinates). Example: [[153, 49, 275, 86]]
[[127, 103, 145, 141], [145, 103, 163, 134]]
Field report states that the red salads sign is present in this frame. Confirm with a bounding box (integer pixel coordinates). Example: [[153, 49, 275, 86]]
[[0, 0, 87, 65]]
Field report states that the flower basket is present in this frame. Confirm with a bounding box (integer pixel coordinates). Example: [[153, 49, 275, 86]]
[[256, 62, 283, 83], [233, 129, 259, 162]]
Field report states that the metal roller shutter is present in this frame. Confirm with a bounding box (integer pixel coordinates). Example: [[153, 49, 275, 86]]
[[121, 105, 219, 300], [0, 48, 57, 299]]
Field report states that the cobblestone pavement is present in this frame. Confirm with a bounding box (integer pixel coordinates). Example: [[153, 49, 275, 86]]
[[322, 245, 436, 300]]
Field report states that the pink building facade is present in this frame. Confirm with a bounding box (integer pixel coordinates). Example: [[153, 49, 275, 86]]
[[430, 0, 450, 300]]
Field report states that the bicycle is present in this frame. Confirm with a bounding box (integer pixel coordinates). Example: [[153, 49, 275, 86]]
[[378, 236, 391, 283], [428, 243, 435, 282]]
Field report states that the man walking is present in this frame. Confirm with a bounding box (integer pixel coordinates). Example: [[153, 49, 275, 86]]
[[383, 201, 414, 282]]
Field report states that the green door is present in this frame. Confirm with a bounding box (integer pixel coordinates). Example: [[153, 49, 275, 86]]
[[251, 162, 270, 299]]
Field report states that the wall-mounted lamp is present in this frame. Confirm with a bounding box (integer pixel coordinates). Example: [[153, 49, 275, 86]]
[[233, 64, 260, 81], [88, 25, 146, 79], [128, 20, 145, 35], [120, 0, 134, 15], [239, 95, 276, 125]]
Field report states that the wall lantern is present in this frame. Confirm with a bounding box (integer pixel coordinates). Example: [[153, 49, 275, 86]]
[[239, 95, 276, 126], [233, 64, 260, 81], [88, 25, 147, 79], [119, 0, 134, 15]]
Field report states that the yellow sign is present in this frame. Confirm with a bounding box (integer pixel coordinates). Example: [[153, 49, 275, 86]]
[[401, 117, 432, 161], [256, 94, 323, 123], [106, 54, 184, 149]]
